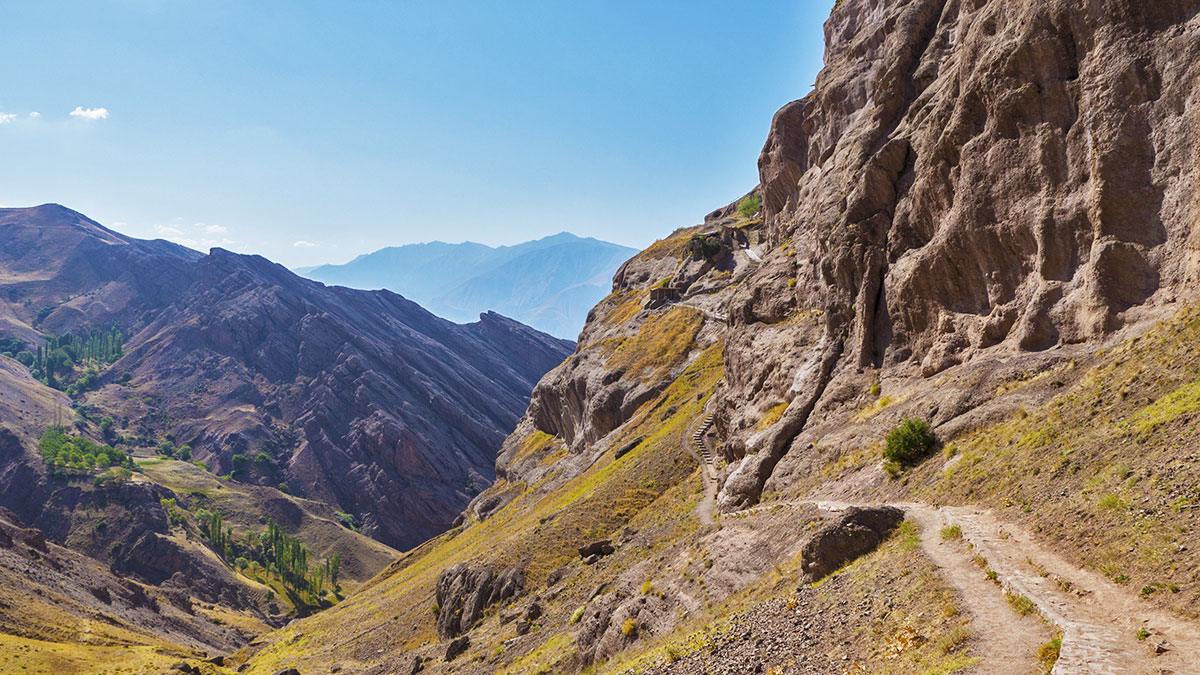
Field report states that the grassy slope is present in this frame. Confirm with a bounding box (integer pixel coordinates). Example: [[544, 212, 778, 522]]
[[239, 336, 724, 673], [134, 457, 397, 590], [802, 302, 1200, 620]]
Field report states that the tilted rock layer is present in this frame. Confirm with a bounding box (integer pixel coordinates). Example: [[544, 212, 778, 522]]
[[0, 205, 573, 550]]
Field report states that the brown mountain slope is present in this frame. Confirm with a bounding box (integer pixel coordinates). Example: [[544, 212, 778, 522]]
[[0, 506, 262, 663], [0, 204, 574, 551], [231, 1, 1200, 673]]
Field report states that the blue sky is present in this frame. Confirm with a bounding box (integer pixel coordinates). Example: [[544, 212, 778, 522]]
[[0, 1, 829, 267]]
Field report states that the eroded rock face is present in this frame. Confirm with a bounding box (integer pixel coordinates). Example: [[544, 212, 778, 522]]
[[434, 563, 523, 639], [493, 1, 1200, 525], [799, 506, 904, 582], [715, 0, 1200, 508]]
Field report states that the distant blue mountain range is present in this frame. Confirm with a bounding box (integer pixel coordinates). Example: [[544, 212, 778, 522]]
[[296, 232, 636, 339]]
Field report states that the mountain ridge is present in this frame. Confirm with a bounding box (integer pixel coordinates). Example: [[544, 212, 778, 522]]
[[299, 232, 637, 339], [0, 203, 574, 664]]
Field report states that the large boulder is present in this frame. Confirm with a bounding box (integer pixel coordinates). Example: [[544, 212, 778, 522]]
[[444, 635, 470, 661], [434, 563, 523, 639], [799, 506, 905, 582]]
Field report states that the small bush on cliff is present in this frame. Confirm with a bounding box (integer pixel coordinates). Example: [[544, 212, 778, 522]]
[[685, 234, 723, 260], [738, 194, 762, 218], [883, 418, 937, 466]]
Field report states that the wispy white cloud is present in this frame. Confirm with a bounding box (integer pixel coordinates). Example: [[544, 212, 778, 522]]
[[0, 113, 15, 124], [28, 112, 40, 119], [293, 240, 318, 248], [69, 106, 109, 120], [153, 222, 237, 251]]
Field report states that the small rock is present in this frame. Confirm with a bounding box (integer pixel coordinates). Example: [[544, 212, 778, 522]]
[[445, 635, 470, 661], [270, 669, 301, 675], [579, 540, 615, 558], [546, 567, 568, 586]]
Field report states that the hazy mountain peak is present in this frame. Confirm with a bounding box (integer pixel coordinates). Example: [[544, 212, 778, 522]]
[[300, 233, 636, 339]]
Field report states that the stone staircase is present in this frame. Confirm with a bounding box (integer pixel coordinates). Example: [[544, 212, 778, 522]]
[[692, 413, 716, 475]]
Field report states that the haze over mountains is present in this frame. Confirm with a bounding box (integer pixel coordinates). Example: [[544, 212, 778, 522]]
[[297, 233, 637, 339]]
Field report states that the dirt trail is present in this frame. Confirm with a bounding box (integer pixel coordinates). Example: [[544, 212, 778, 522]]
[[806, 500, 1200, 674]]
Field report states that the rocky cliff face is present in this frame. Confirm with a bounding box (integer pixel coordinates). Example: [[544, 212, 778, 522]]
[[708, 0, 1200, 508], [516, 0, 1200, 512]]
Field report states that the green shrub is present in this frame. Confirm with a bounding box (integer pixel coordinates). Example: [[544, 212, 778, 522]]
[[737, 194, 762, 218], [1037, 638, 1061, 668], [621, 618, 637, 637], [1006, 592, 1036, 616], [335, 511, 358, 531], [883, 418, 937, 465], [39, 427, 131, 475], [940, 524, 962, 541], [570, 606, 585, 624], [685, 235, 723, 260]]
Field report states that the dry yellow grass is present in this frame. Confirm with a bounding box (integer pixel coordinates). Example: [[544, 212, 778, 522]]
[[605, 307, 704, 382], [238, 342, 725, 674]]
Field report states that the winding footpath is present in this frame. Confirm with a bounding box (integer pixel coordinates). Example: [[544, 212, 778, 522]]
[[807, 500, 1200, 674], [687, 405, 1200, 671]]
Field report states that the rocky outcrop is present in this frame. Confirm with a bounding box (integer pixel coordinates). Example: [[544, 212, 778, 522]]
[[799, 506, 904, 582], [575, 590, 671, 666], [434, 563, 524, 639], [444, 635, 470, 661]]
